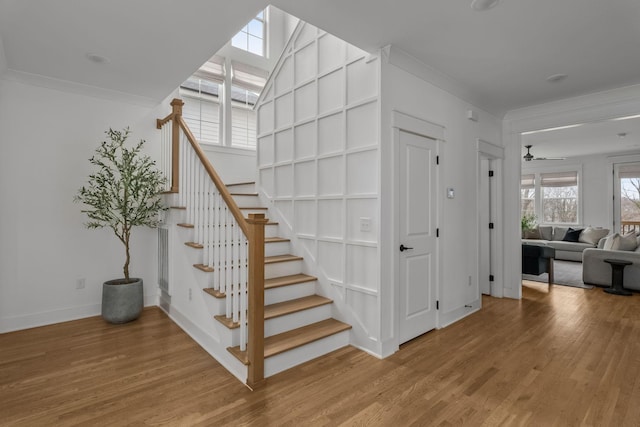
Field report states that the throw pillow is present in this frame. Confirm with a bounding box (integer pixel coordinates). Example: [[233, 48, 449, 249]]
[[579, 227, 610, 245], [603, 233, 621, 250], [538, 226, 553, 241], [523, 228, 540, 239], [618, 232, 638, 251], [563, 227, 583, 242], [552, 227, 569, 241]]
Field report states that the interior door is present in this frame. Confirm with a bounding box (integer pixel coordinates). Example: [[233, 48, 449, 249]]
[[398, 129, 438, 344], [479, 158, 491, 295]]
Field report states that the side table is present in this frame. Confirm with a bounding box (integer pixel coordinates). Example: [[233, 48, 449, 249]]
[[604, 259, 633, 296]]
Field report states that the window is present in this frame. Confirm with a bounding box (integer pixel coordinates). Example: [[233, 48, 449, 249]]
[[540, 172, 578, 223], [231, 86, 258, 149], [521, 174, 535, 218], [231, 10, 265, 57], [521, 170, 580, 225], [180, 77, 221, 145], [616, 162, 640, 234]]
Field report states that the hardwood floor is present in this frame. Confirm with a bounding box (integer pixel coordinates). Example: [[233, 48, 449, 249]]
[[2, 283, 640, 426]]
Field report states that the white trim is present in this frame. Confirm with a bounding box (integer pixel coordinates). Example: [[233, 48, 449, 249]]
[[382, 45, 489, 116], [391, 110, 445, 141], [391, 111, 444, 348], [1, 69, 159, 108], [477, 139, 505, 299], [607, 154, 640, 233]]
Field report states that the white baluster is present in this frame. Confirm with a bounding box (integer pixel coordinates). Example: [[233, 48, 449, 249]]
[[213, 191, 221, 293], [232, 217, 239, 324], [225, 206, 233, 319], [207, 180, 214, 268], [239, 233, 248, 352]]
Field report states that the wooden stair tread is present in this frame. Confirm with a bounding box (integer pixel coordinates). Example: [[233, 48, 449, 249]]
[[230, 193, 258, 196], [185, 242, 203, 249], [193, 264, 214, 272], [177, 223, 194, 228], [214, 315, 239, 329], [170, 206, 186, 210], [265, 254, 303, 264], [228, 319, 352, 364], [265, 237, 290, 243], [239, 206, 268, 210], [203, 288, 225, 298], [265, 295, 332, 320], [266, 222, 279, 226], [265, 274, 317, 290]]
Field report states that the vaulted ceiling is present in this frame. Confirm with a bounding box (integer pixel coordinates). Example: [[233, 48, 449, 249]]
[[1, 0, 639, 117]]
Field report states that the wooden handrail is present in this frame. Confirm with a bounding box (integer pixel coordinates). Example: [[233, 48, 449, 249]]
[[176, 115, 250, 236], [158, 98, 266, 388]]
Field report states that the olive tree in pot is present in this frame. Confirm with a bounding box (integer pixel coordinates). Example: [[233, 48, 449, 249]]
[[75, 128, 166, 324]]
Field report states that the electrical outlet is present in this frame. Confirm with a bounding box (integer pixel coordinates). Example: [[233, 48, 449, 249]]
[[76, 278, 86, 290], [360, 217, 372, 232], [468, 276, 472, 286]]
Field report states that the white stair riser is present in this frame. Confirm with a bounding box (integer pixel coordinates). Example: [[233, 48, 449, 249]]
[[265, 304, 332, 337], [265, 281, 316, 305], [265, 225, 279, 238], [265, 241, 290, 257], [231, 194, 261, 206], [226, 183, 255, 193], [265, 260, 303, 279], [264, 330, 350, 378]]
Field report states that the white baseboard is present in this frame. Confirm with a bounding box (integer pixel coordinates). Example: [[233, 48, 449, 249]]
[[158, 303, 247, 384], [0, 295, 157, 333], [438, 298, 481, 329]]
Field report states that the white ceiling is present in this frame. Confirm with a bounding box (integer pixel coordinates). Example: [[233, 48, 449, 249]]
[[521, 116, 640, 161], [1, 0, 639, 117]]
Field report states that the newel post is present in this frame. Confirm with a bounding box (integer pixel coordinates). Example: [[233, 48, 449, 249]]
[[169, 98, 184, 193], [246, 213, 268, 389]]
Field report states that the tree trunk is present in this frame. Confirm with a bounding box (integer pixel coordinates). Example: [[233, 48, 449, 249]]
[[123, 230, 131, 281]]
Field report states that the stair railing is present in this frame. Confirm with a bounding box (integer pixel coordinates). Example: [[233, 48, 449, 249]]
[[157, 99, 267, 388]]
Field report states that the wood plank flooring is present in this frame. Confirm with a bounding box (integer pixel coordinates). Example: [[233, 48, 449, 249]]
[[2, 282, 640, 426]]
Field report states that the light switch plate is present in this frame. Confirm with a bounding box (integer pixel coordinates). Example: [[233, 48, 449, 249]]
[[360, 217, 372, 232]]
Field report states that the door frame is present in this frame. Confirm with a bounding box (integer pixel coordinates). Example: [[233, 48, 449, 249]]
[[609, 154, 640, 233], [502, 85, 640, 299], [477, 139, 504, 297], [391, 110, 444, 346]]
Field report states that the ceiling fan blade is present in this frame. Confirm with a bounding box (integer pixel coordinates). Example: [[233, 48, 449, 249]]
[[533, 157, 566, 161]]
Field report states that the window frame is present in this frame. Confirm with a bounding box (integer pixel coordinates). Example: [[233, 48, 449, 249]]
[[521, 165, 583, 226], [231, 10, 267, 57]]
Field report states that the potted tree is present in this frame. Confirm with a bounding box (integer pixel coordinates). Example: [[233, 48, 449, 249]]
[[75, 127, 166, 324]]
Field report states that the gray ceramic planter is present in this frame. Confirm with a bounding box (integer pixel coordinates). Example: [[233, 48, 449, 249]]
[[102, 278, 143, 324]]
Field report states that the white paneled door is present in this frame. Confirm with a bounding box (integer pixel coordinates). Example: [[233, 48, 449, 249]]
[[398, 130, 438, 344]]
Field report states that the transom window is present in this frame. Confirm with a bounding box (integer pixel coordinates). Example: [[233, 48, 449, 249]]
[[231, 11, 266, 57], [521, 170, 580, 225]]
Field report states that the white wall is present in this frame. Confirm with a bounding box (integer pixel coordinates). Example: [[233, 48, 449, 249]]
[[379, 48, 502, 349], [202, 145, 257, 184], [0, 76, 169, 332], [255, 23, 382, 355]]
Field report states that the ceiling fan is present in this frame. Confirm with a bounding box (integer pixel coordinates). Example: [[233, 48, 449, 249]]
[[523, 145, 566, 161]]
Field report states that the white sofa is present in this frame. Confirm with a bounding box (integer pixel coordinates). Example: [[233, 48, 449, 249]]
[[582, 233, 640, 290], [522, 226, 609, 262]]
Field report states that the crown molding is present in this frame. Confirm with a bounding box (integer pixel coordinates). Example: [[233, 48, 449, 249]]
[[1, 69, 160, 108]]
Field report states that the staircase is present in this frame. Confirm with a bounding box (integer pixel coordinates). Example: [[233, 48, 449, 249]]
[[157, 99, 353, 386], [165, 174, 351, 381]]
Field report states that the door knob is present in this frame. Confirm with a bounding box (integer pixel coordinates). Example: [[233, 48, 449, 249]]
[[399, 244, 414, 252]]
